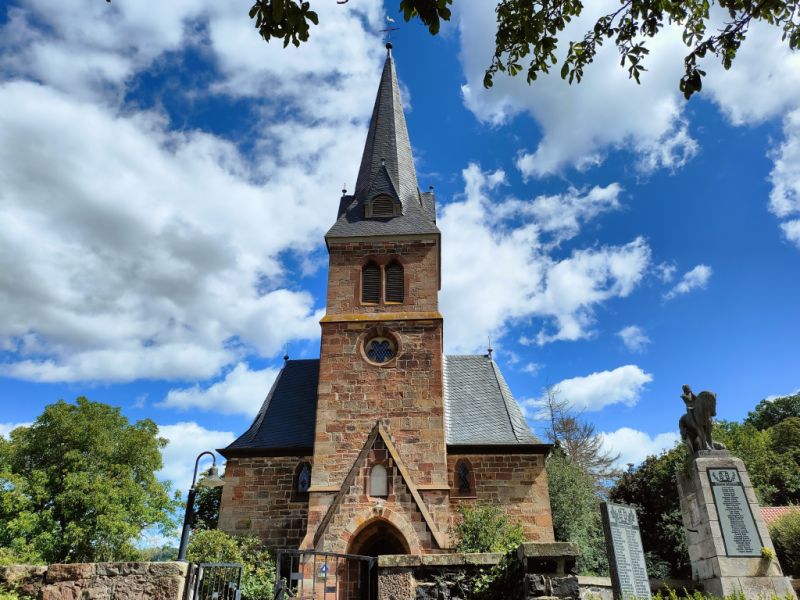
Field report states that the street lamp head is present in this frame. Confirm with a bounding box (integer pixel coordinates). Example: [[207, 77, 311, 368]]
[[198, 465, 225, 489]]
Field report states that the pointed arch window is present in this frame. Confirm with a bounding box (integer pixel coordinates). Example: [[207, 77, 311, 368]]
[[453, 459, 476, 498], [369, 464, 388, 497], [293, 461, 312, 500], [385, 261, 404, 303], [362, 262, 381, 304]]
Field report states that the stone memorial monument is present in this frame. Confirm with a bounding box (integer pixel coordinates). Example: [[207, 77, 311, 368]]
[[676, 385, 796, 599], [601, 502, 651, 600]]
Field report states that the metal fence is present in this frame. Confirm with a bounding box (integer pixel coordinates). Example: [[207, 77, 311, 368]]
[[187, 562, 243, 600], [274, 549, 376, 600]]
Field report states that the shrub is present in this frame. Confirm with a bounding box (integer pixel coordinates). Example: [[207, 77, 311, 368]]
[[451, 504, 525, 554], [187, 529, 275, 600], [769, 508, 800, 576]]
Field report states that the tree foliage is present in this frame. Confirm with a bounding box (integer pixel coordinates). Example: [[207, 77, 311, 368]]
[[451, 504, 525, 554], [241, 0, 799, 99], [714, 419, 800, 505], [609, 445, 690, 578], [745, 394, 800, 431], [768, 509, 800, 577], [546, 450, 608, 575], [0, 398, 178, 564], [187, 530, 276, 600], [191, 470, 223, 531]]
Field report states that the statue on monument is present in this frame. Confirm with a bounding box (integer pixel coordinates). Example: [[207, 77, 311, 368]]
[[679, 384, 726, 454]]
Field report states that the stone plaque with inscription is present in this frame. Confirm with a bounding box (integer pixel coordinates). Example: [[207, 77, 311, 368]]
[[601, 502, 651, 600], [707, 468, 762, 557]]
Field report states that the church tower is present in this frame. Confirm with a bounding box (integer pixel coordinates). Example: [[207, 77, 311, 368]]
[[218, 45, 554, 559], [304, 44, 450, 553]]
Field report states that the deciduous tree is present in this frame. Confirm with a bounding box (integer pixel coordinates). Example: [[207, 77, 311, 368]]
[[0, 398, 179, 564], [243, 0, 800, 99]]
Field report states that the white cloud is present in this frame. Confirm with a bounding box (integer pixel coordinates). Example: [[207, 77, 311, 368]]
[[457, 1, 696, 177], [600, 427, 680, 469], [494, 184, 623, 246], [703, 19, 800, 126], [527, 365, 653, 415], [617, 325, 650, 353], [0, 422, 31, 438], [158, 422, 235, 492], [768, 109, 800, 247], [0, 0, 392, 383], [160, 362, 278, 416], [654, 262, 677, 283], [663, 264, 713, 301], [522, 363, 542, 375], [439, 165, 651, 352]]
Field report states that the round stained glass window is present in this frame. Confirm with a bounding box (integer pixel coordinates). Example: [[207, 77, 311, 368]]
[[364, 336, 396, 364]]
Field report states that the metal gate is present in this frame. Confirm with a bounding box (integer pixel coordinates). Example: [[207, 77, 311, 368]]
[[274, 550, 376, 600], [188, 562, 243, 600]]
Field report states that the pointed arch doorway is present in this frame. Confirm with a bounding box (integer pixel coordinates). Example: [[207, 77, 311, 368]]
[[346, 518, 410, 600]]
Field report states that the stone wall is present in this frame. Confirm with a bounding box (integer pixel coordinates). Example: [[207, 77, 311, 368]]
[[378, 543, 579, 600], [448, 453, 554, 543], [0, 562, 189, 600], [218, 454, 311, 551]]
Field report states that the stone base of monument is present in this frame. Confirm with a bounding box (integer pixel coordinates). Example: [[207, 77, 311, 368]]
[[677, 450, 796, 599]]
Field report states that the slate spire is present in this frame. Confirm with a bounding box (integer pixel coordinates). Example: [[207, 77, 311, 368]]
[[354, 43, 420, 210]]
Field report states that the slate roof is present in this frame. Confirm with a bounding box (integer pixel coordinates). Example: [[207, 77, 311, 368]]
[[326, 48, 439, 240], [222, 355, 541, 455], [223, 359, 319, 453], [444, 355, 541, 445]]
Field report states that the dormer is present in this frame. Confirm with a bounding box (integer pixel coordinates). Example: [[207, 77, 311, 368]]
[[365, 194, 401, 218]]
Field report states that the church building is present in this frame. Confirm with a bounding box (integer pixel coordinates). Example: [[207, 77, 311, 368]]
[[218, 45, 554, 557]]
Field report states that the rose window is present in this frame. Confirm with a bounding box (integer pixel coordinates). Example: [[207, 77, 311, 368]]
[[365, 336, 396, 363]]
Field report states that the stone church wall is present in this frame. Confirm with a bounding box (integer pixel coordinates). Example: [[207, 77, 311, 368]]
[[313, 318, 446, 490], [447, 453, 554, 543], [219, 455, 311, 551]]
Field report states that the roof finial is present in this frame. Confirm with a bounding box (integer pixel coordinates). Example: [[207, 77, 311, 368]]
[[342, 183, 347, 196], [381, 15, 398, 51], [487, 336, 493, 359], [283, 344, 289, 362]]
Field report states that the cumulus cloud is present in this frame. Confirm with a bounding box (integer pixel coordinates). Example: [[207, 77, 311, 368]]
[[600, 427, 680, 469], [158, 422, 235, 492], [160, 363, 278, 416], [457, 1, 697, 177], [663, 265, 713, 301], [439, 165, 651, 352], [768, 110, 800, 247], [617, 325, 650, 353], [0, 0, 391, 383], [526, 365, 653, 415]]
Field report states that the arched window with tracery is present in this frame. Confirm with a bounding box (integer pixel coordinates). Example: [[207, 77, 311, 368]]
[[362, 262, 381, 304], [385, 260, 404, 303], [369, 464, 388, 497], [453, 459, 476, 498]]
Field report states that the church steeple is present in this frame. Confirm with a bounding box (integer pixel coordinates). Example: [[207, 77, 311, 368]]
[[354, 43, 419, 210], [326, 45, 438, 240]]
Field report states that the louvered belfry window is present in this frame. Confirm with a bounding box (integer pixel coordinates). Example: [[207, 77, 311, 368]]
[[362, 262, 381, 304], [385, 261, 403, 303], [370, 195, 396, 217]]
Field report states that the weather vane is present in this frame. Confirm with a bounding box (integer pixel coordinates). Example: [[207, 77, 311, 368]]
[[380, 16, 399, 44]]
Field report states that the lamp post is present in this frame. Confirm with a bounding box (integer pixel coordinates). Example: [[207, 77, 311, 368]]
[[177, 451, 225, 561]]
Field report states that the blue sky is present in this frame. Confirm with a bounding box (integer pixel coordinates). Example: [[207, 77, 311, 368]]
[[1, 0, 799, 495]]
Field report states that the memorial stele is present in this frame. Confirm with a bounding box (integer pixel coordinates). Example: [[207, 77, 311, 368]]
[[676, 385, 796, 599], [601, 502, 651, 600]]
